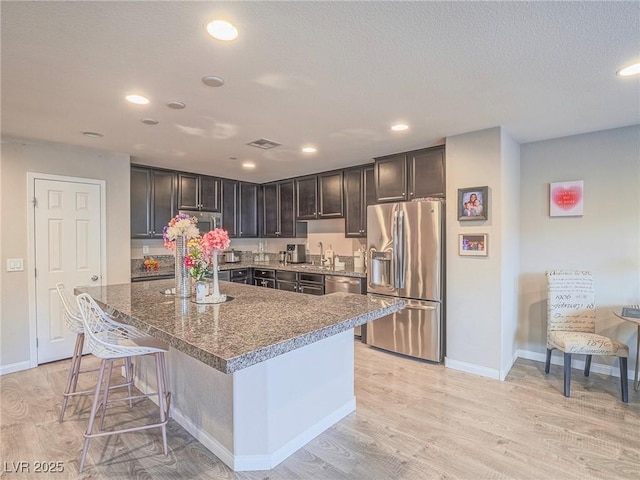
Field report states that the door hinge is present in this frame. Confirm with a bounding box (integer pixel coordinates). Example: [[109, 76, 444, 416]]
[[34, 267, 37, 278], [36, 338, 39, 348], [32, 197, 38, 207]]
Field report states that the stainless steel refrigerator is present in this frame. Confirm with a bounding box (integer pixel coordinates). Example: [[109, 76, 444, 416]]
[[365, 199, 443, 362]]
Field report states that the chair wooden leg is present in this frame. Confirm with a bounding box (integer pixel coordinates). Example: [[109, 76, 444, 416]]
[[620, 357, 629, 403], [564, 353, 571, 397], [545, 348, 552, 374], [584, 354, 592, 377]]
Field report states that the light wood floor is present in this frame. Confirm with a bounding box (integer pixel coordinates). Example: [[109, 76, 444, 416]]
[[1, 342, 638, 479]]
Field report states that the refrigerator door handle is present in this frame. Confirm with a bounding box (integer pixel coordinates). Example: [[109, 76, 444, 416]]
[[392, 208, 399, 288], [398, 209, 406, 289]]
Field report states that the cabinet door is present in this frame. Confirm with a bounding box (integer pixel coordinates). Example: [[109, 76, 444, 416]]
[[277, 280, 298, 292], [278, 180, 296, 237], [238, 183, 258, 237], [374, 153, 407, 203], [295, 175, 318, 219], [177, 173, 199, 210], [221, 179, 238, 237], [344, 168, 364, 237], [131, 167, 152, 238], [318, 171, 343, 218], [199, 175, 221, 212], [262, 183, 278, 237], [408, 147, 445, 199], [298, 283, 324, 295], [363, 166, 375, 235], [151, 170, 176, 239]]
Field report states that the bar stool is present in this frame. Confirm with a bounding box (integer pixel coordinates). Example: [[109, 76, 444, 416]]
[[76, 293, 171, 473], [55, 283, 133, 422]]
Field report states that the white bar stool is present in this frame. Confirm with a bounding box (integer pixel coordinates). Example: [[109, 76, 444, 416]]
[[76, 293, 171, 473], [55, 283, 133, 422]]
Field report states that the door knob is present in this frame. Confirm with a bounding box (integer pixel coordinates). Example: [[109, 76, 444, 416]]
[[91, 275, 99, 281]]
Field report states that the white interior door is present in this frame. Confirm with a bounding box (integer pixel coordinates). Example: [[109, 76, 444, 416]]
[[34, 178, 103, 364]]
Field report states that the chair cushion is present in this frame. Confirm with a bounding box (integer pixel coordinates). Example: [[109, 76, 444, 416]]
[[548, 331, 628, 357]]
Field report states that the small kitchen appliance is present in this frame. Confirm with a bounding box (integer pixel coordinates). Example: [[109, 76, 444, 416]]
[[286, 244, 306, 263]]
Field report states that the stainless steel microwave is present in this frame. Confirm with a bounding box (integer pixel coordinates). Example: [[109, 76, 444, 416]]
[[178, 210, 222, 235]]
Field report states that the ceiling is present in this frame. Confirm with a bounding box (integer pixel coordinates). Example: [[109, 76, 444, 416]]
[[2, 1, 638, 183]]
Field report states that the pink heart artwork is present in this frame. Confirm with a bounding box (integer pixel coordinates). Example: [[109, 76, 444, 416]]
[[550, 181, 584, 216], [552, 186, 582, 210]]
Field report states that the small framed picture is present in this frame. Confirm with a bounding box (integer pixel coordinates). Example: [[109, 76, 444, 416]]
[[459, 234, 488, 256], [458, 186, 488, 221]]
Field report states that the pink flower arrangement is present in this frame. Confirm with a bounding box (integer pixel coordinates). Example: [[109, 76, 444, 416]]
[[184, 228, 230, 281], [200, 228, 231, 256]]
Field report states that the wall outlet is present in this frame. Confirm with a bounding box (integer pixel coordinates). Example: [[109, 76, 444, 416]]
[[6, 258, 24, 272], [142, 245, 149, 254]]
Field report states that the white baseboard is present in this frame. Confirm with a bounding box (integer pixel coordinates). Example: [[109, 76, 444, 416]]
[[517, 349, 632, 380], [444, 357, 501, 380], [134, 372, 356, 471], [0, 361, 32, 376]]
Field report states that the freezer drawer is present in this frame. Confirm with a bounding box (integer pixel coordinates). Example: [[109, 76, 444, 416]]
[[366, 295, 442, 362]]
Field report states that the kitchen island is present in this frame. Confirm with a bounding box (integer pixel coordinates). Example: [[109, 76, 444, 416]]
[[77, 280, 403, 471]]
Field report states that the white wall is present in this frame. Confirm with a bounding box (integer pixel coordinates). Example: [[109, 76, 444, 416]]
[[445, 127, 508, 378], [0, 138, 131, 370], [518, 125, 640, 373]]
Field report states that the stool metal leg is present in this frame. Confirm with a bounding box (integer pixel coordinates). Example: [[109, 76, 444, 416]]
[[79, 359, 108, 473], [60, 333, 84, 423], [155, 353, 168, 455], [98, 360, 114, 432]]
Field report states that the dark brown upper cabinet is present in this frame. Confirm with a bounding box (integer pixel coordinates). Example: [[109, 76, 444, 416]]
[[344, 165, 374, 238], [131, 166, 177, 239], [238, 182, 259, 237], [318, 171, 344, 218], [221, 178, 239, 237], [374, 153, 408, 203], [263, 180, 296, 237], [374, 145, 445, 203], [408, 146, 445, 199], [221, 179, 258, 238], [295, 175, 318, 219], [296, 172, 344, 220], [177, 173, 221, 212]]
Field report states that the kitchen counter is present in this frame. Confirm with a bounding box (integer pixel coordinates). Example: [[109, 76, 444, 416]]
[[78, 280, 400, 373], [131, 261, 366, 281], [77, 280, 403, 471]]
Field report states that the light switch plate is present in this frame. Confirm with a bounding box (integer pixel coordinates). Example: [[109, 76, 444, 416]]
[[142, 245, 149, 254], [7, 258, 24, 272]]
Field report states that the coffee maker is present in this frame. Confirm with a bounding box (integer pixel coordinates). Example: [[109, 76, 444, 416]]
[[286, 244, 306, 263]]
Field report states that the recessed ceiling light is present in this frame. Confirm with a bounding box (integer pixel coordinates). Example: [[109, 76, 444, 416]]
[[126, 94, 150, 105], [202, 76, 225, 87], [141, 118, 159, 125], [617, 62, 640, 77], [206, 20, 238, 41], [166, 101, 186, 109], [302, 146, 317, 153], [82, 131, 103, 138], [391, 123, 409, 131], [242, 161, 256, 169]]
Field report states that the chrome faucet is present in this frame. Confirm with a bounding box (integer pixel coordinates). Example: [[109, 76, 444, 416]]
[[317, 241, 325, 265]]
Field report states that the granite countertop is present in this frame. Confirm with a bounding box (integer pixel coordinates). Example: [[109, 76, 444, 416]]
[[131, 261, 366, 280], [77, 280, 403, 374]]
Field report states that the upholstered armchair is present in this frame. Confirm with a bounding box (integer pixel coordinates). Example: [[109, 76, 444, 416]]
[[545, 270, 628, 403]]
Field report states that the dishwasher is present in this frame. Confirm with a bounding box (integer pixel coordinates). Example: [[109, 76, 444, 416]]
[[324, 276, 366, 338]]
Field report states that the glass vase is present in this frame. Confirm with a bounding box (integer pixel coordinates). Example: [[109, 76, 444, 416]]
[[212, 249, 221, 299], [195, 280, 208, 302], [175, 236, 192, 298]]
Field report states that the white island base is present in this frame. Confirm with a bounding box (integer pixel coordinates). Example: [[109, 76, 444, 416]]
[[134, 329, 356, 471]]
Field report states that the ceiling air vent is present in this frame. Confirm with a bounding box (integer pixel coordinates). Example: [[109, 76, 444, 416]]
[[247, 138, 282, 150]]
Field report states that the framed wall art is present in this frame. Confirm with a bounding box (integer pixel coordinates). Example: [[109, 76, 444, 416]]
[[458, 186, 488, 221], [550, 180, 583, 217], [459, 233, 488, 256]]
